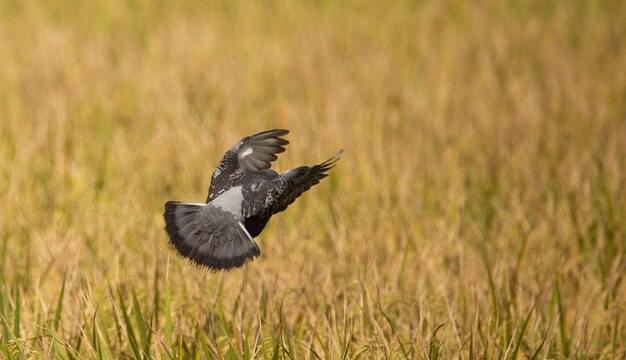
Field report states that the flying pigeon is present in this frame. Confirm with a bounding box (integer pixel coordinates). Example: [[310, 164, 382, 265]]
[[164, 129, 342, 271]]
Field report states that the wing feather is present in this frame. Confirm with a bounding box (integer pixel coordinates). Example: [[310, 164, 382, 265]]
[[272, 150, 343, 214], [237, 129, 289, 171]]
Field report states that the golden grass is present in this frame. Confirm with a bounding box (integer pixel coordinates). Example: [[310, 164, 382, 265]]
[[1, 0, 625, 358]]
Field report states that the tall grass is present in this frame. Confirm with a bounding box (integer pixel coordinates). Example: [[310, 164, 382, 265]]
[[1, 0, 625, 358]]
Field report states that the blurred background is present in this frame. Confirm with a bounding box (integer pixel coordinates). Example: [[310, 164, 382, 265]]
[[0, 0, 625, 357]]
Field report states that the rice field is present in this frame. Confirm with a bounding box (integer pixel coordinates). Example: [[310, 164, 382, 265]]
[[1, 0, 625, 358]]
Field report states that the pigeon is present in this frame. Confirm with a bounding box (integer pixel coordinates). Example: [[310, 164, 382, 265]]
[[164, 129, 342, 271]]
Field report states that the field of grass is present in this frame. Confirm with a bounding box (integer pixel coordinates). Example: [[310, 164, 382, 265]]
[[1, 0, 625, 358]]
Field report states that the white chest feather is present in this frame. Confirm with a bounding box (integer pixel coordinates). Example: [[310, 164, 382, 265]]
[[210, 186, 243, 217]]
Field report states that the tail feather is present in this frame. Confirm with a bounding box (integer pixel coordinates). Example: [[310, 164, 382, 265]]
[[164, 201, 260, 270]]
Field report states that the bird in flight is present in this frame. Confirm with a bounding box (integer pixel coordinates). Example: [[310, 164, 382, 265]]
[[164, 129, 342, 271]]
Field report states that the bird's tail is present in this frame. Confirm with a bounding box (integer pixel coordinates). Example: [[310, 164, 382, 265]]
[[163, 201, 260, 270]]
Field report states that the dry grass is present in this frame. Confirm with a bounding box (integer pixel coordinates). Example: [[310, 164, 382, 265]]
[[1, 0, 625, 358]]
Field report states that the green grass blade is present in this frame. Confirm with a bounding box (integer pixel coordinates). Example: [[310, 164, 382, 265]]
[[511, 306, 533, 360], [553, 278, 569, 357], [152, 265, 160, 330], [164, 275, 172, 354], [91, 315, 101, 359], [1, 313, 25, 356], [259, 319, 271, 360], [0, 340, 13, 360], [197, 330, 212, 359], [271, 339, 280, 360], [242, 331, 250, 359], [0, 236, 7, 277], [53, 272, 67, 331], [428, 323, 445, 359], [529, 313, 553, 360], [0, 288, 7, 344], [479, 247, 499, 325], [131, 291, 151, 359], [118, 289, 142, 360], [0, 311, 14, 360], [12, 287, 20, 340], [612, 312, 619, 358]]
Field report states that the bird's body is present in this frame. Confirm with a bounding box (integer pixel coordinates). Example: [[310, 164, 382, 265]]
[[164, 129, 341, 270]]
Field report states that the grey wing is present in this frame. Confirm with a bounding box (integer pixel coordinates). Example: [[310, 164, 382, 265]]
[[207, 129, 289, 202], [237, 129, 289, 171], [272, 150, 343, 214], [164, 201, 260, 270]]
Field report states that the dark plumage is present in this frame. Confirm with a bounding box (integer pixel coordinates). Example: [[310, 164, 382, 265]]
[[164, 129, 342, 271]]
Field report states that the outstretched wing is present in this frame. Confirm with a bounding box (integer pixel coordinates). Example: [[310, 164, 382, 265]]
[[272, 150, 343, 214], [164, 201, 260, 270], [208, 129, 289, 202], [237, 129, 289, 171]]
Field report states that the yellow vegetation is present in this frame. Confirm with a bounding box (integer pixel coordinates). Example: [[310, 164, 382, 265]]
[[0, 0, 625, 357]]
